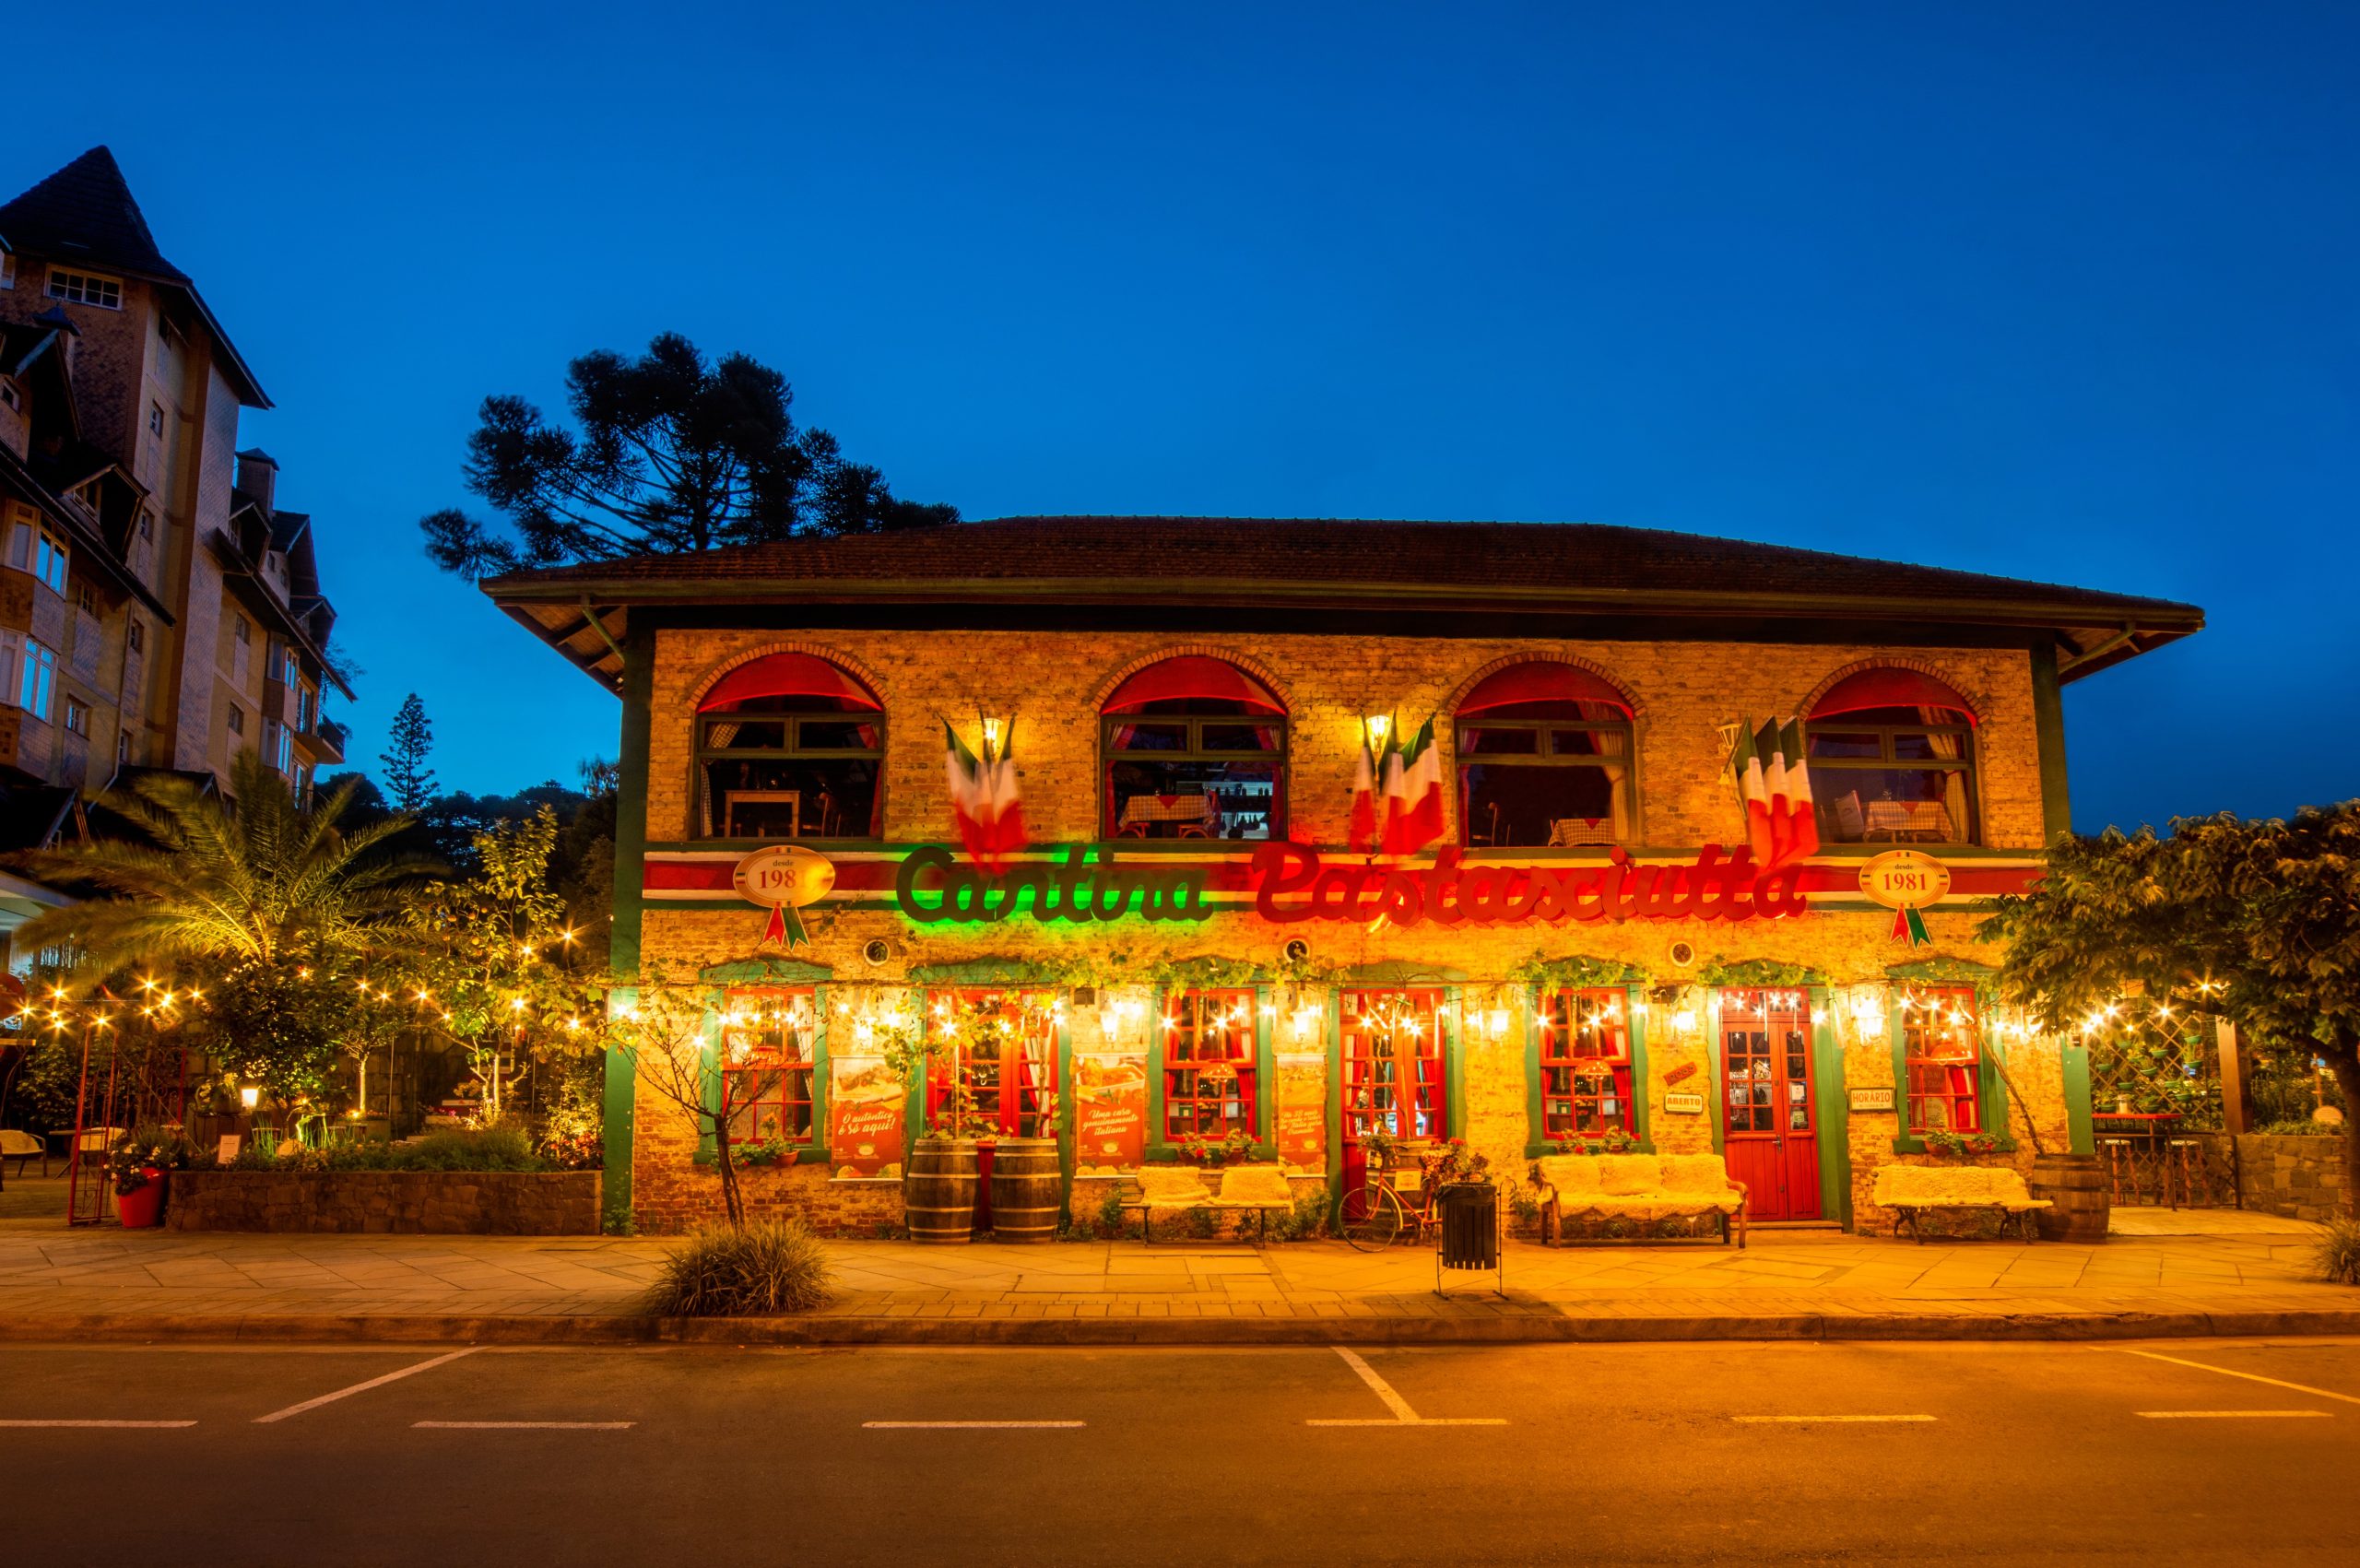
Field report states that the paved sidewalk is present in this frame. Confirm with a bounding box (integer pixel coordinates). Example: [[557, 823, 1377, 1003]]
[[1, 1206, 2350, 1344]]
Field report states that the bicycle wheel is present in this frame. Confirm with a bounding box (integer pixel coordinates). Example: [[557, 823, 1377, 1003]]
[[1342, 1183, 1404, 1252]]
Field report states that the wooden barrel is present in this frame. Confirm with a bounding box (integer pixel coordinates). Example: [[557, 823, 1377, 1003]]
[[989, 1138, 1064, 1243], [903, 1137, 981, 1244], [2029, 1151, 2109, 1243]]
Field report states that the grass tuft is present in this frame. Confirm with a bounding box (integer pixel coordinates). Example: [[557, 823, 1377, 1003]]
[[644, 1218, 834, 1316], [2318, 1218, 2360, 1288]]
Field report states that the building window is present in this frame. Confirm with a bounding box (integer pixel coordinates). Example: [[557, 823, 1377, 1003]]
[[293, 763, 312, 807], [273, 719, 293, 772], [0, 253, 14, 289], [116, 730, 129, 764], [75, 582, 98, 617], [46, 269, 122, 309], [1537, 989, 1634, 1139], [14, 638, 54, 720], [1102, 656, 1285, 840], [722, 987, 819, 1147], [1899, 986, 1984, 1135], [126, 618, 144, 655], [6, 520, 67, 594], [137, 510, 153, 541], [1161, 988, 1257, 1143], [1, 379, 18, 410], [1806, 669, 1978, 845], [1457, 663, 1635, 848], [148, 402, 165, 437], [226, 702, 245, 736], [233, 616, 250, 646], [297, 683, 314, 732], [695, 652, 883, 841], [1340, 989, 1447, 1148], [925, 990, 1058, 1138], [62, 700, 88, 738]]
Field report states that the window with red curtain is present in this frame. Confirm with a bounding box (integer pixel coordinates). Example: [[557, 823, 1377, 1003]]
[[696, 653, 884, 842], [925, 989, 1059, 1137], [1456, 663, 1636, 849], [1102, 656, 1286, 841], [1805, 669, 1977, 846], [1901, 986, 1982, 1133], [1340, 990, 1446, 1145], [721, 987, 819, 1145], [1162, 988, 1257, 1140], [1539, 988, 1633, 1138]]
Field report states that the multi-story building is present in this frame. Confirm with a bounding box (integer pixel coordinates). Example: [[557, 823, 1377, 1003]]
[[488, 514, 2202, 1236], [0, 147, 348, 949]]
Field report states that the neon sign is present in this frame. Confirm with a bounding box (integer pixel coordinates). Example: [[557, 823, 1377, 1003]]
[[893, 842, 1804, 926]]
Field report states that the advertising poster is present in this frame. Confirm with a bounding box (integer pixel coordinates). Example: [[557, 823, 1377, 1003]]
[[1071, 1054, 1149, 1173], [828, 1057, 904, 1178], [1276, 1056, 1328, 1173]]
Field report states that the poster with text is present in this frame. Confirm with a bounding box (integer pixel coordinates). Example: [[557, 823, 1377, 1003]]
[[1072, 1054, 1149, 1173], [1276, 1057, 1328, 1174], [828, 1057, 904, 1178]]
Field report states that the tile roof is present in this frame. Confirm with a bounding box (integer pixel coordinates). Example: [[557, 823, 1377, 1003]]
[[486, 513, 2201, 622], [0, 147, 184, 283]]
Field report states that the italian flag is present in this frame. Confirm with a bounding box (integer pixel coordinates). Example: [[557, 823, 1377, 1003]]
[[1348, 725, 1383, 855], [944, 721, 1025, 869], [1381, 715, 1446, 854], [1730, 716, 1819, 870]]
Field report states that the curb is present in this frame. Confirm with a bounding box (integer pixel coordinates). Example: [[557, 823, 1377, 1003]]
[[6, 1307, 2358, 1347]]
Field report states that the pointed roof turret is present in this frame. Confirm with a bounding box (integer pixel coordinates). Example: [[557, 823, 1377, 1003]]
[[0, 147, 185, 282]]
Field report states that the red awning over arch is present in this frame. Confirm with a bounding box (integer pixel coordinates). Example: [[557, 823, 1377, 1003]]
[[1103, 656, 1284, 714], [699, 653, 880, 713], [1457, 662, 1633, 716], [1810, 667, 1976, 725]]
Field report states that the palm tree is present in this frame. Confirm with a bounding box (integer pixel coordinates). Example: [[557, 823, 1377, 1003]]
[[9, 751, 418, 973]]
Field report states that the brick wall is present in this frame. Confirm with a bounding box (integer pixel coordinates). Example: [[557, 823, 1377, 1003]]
[[622, 625, 2064, 1234]]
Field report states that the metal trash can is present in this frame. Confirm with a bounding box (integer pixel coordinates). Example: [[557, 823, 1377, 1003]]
[[1435, 1183, 1504, 1296]]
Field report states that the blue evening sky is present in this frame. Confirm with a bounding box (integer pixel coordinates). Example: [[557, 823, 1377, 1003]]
[[14, 3, 2354, 830]]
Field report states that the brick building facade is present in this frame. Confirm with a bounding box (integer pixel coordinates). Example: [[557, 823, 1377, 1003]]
[[0, 147, 348, 947], [488, 516, 2201, 1235]]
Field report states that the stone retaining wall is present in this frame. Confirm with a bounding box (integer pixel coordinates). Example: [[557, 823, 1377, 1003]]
[[164, 1171, 602, 1234], [2194, 1134, 2349, 1223]]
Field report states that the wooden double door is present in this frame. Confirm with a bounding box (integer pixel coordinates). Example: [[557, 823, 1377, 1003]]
[[1718, 989, 1823, 1221]]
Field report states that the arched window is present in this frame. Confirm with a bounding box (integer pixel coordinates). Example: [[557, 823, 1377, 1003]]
[[1455, 663, 1634, 848], [696, 653, 883, 841], [1101, 656, 1285, 840], [1805, 668, 1977, 845]]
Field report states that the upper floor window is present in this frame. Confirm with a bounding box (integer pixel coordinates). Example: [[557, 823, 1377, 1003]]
[[6, 634, 55, 721], [232, 615, 251, 646], [126, 618, 144, 655], [696, 652, 882, 841], [226, 701, 245, 736], [1102, 656, 1285, 840], [47, 269, 121, 309], [6, 520, 67, 594], [1805, 669, 1977, 845], [1456, 663, 1634, 848], [1, 379, 18, 411], [0, 253, 15, 289], [148, 402, 165, 437], [74, 582, 98, 618], [137, 510, 153, 541], [63, 700, 88, 738]]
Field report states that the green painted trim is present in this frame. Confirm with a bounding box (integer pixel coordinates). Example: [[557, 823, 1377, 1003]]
[[1705, 1016, 1726, 1156], [1324, 996, 1344, 1212], [1811, 986, 1850, 1229], [811, 984, 833, 1165], [695, 1001, 723, 1162], [602, 620, 655, 1223], [600, 990, 638, 1233], [1254, 986, 1275, 1146], [2062, 1044, 2095, 1155], [1055, 1017, 1074, 1224], [1444, 986, 1466, 1142], [1145, 983, 1169, 1150], [1520, 985, 1544, 1149], [702, 958, 835, 984], [2031, 639, 2072, 843]]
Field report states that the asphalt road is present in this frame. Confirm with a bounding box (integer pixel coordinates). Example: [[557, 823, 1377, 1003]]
[[4, 1338, 2357, 1566]]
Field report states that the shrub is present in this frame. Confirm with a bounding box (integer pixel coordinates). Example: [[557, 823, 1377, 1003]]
[[1273, 1191, 1328, 1242], [395, 1127, 545, 1172], [2254, 1119, 2339, 1138], [644, 1219, 833, 1316], [2319, 1220, 2360, 1288]]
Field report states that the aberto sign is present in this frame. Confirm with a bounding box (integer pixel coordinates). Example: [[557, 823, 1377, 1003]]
[[893, 842, 1806, 927]]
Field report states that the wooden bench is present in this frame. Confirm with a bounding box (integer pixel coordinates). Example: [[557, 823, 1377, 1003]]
[[1117, 1165, 1295, 1243], [1530, 1153, 1749, 1247], [1872, 1164, 2052, 1243]]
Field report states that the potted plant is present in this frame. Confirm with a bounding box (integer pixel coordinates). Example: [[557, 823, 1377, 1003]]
[[1176, 1129, 1253, 1169], [1923, 1130, 2002, 1161], [107, 1127, 194, 1229]]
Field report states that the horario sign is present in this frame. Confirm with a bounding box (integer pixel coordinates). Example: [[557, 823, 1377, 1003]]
[[894, 842, 1807, 927]]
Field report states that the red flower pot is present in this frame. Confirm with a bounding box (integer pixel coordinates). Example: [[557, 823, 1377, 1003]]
[[115, 1169, 166, 1229]]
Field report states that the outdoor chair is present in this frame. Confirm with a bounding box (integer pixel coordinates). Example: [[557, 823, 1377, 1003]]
[[1, 1128, 44, 1177]]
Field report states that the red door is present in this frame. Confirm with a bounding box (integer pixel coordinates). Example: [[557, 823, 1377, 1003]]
[[1718, 989, 1821, 1221]]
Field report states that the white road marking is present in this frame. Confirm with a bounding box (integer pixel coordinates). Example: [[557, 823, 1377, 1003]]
[[2113, 1349, 2360, 1407], [1730, 1415, 1937, 1424], [0, 1419, 197, 1428], [863, 1421, 1085, 1429], [1305, 1347, 1509, 1428], [252, 1347, 483, 1424], [414, 1421, 635, 1430], [2135, 1410, 2333, 1420]]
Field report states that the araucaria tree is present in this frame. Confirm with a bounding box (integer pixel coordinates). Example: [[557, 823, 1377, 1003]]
[[419, 333, 958, 579], [1982, 802, 2360, 1216], [7, 753, 419, 1094], [381, 692, 439, 812]]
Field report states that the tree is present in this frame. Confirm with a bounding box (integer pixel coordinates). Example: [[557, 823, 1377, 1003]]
[[6, 752, 421, 1094], [381, 693, 438, 811], [1981, 803, 2360, 1217], [419, 333, 958, 579]]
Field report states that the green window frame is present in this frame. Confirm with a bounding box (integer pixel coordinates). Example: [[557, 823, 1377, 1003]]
[[1887, 984, 2010, 1154], [1524, 984, 1650, 1156], [1146, 984, 1275, 1161], [692, 982, 831, 1166]]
